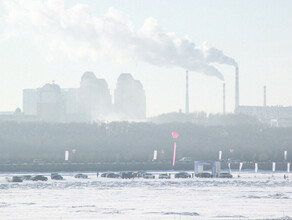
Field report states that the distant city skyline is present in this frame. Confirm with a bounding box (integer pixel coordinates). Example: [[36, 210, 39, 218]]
[[21, 72, 146, 122], [0, 0, 291, 116]]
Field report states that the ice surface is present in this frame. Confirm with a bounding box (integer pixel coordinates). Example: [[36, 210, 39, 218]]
[[0, 172, 291, 219]]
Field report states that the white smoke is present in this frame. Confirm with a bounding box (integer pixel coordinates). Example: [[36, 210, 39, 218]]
[[2, 0, 236, 80], [202, 42, 238, 67]]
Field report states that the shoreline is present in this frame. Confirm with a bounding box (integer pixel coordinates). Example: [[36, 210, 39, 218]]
[[0, 161, 290, 172]]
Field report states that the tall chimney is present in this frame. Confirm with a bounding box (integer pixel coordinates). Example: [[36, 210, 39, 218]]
[[185, 70, 189, 114], [264, 85, 266, 107], [223, 83, 226, 114], [235, 66, 239, 111]]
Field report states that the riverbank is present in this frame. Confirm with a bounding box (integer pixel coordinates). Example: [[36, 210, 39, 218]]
[[0, 161, 290, 172]]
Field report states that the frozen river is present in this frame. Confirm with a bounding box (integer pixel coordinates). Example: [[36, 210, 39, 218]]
[[0, 172, 292, 219]]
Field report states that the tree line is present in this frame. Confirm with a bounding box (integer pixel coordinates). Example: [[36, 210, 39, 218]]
[[0, 121, 291, 163]]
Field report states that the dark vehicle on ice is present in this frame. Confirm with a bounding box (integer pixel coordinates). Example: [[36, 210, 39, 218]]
[[121, 172, 134, 179], [195, 172, 212, 178], [75, 174, 88, 179], [219, 172, 233, 178], [6, 176, 23, 182], [143, 173, 155, 179], [51, 173, 63, 180], [175, 172, 191, 178], [21, 175, 32, 180], [106, 173, 120, 178], [31, 175, 48, 181], [158, 173, 171, 179], [100, 173, 108, 177], [136, 171, 146, 178]]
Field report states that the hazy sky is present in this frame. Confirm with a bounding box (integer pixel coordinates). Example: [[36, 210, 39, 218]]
[[0, 0, 291, 116]]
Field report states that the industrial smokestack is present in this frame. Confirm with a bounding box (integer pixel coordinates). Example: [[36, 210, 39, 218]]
[[223, 83, 226, 114], [235, 66, 239, 110], [264, 85, 266, 107], [185, 70, 189, 114]]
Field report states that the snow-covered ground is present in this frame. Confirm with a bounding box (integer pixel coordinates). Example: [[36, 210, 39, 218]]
[[0, 171, 291, 219]]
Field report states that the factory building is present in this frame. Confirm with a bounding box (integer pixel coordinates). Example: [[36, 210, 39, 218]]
[[236, 106, 292, 127], [235, 86, 292, 127], [114, 73, 146, 120]]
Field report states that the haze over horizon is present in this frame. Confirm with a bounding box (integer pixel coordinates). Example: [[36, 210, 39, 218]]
[[0, 0, 291, 117]]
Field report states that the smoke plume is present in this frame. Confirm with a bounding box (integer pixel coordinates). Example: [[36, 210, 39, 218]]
[[202, 42, 238, 67], [3, 0, 236, 80]]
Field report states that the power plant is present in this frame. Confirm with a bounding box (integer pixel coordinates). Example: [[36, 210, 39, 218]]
[[184, 66, 239, 114], [1, 65, 292, 127], [181, 67, 292, 127], [236, 84, 292, 127]]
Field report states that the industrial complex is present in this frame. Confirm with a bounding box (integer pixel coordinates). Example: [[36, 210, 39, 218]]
[[185, 67, 292, 127], [0, 67, 291, 126]]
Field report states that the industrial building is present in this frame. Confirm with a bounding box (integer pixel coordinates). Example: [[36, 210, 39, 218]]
[[183, 66, 292, 127], [236, 105, 292, 127], [234, 86, 292, 126]]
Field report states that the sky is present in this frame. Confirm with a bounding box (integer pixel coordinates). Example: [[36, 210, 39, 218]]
[[0, 0, 291, 117]]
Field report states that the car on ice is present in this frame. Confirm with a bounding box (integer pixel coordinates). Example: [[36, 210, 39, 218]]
[[6, 176, 23, 183], [175, 172, 191, 178], [20, 175, 32, 180], [106, 173, 120, 178], [51, 173, 63, 180], [195, 172, 212, 178], [158, 173, 170, 179], [219, 172, 233, 178], [121, 172, 134, 179], [100, 173, 108, 177], [136, 171, 146, 178], [31, 175, 48, 181], [75, 174, 88, 179], [143, 173, 155, 179]]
